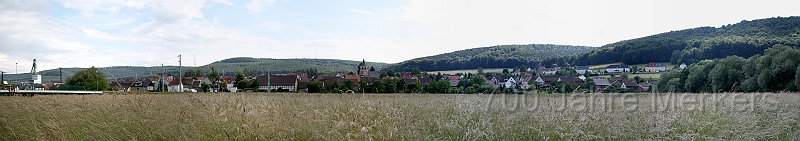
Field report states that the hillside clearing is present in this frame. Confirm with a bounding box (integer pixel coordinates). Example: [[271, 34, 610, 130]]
[[1, 93, 798, 140]]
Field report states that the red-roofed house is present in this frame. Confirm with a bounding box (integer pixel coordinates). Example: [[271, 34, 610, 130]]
[[449, 75, 461, 80], [288, 72, 309, 82], [344, 74, 361, 83]]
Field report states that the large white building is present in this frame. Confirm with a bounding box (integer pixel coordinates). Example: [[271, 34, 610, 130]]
[[605, 64, 630, 73], [644, 62, 667, 72]]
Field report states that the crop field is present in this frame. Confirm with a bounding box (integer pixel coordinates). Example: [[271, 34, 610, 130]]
[[1, 93, 799, 140]]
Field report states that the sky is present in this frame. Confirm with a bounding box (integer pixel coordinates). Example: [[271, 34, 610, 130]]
[[0, 0, 798, 73]]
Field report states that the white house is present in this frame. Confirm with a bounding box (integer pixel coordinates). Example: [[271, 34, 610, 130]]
[[575, 66, 592, 74], [504, 77, 517, 89], [679, 63, 688, 69], [541, 68, 558, 75], [227, 84, 237, 92], [605, 64, 630, 73], [644, 62, 667, 72]]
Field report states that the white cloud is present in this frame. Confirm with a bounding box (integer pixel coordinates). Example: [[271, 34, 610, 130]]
[[260, 21, 290, 31], [0, 0, 49, 13], [346, 8, 375, 15], [245, 0, 276, 13], [391, 0, 800, 49]]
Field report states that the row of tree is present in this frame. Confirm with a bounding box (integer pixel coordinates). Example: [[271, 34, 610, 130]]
[[656, 45, 800, 93]]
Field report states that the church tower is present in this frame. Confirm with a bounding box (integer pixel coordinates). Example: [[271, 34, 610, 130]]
[[358, 59, 368, 76]]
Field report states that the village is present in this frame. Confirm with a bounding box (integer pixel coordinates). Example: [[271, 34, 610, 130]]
[[93, 59, 689, 94]]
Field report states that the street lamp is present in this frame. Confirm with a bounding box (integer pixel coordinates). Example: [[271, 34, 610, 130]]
[[15, 63, 18, 74], [96, 70, 99, 91]]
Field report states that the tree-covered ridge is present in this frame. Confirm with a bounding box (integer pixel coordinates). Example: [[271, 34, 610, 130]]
[[542, 16, 800, 67], [385, 44, 595, 71], [205, 57, 389, 75], [2, 58, 388, 83]]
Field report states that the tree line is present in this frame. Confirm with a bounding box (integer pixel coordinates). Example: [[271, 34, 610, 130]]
[[656, 44, 800, 93]]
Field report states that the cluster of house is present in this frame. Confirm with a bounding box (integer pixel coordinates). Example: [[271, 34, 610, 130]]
[[106, 60, 687, 93]]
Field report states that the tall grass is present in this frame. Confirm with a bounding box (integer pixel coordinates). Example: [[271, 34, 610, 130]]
[[0, 93, 798, 140]]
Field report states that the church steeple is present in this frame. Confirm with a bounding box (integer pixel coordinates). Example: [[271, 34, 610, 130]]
[[358, 59, 368, 76]]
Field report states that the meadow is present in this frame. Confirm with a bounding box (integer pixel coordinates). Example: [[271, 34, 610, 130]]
[[1, 93, 798, 140]]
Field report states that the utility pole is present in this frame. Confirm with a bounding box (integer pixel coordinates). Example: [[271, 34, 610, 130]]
[[267, 68, 271, 93], [161, 64, 164, 92], [95, 70, 99, 91], [179, 55, 182, 92], [59, 68, 62, 84]]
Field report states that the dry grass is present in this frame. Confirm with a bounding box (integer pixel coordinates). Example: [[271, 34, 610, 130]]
[[1, 93, 798, 140]]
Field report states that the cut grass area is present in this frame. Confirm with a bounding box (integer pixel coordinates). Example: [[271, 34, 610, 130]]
[[1, 93, 798, 140], [599, 73, 665, 80], [589, 62, 677, 70], [427, 68, 510, 75]]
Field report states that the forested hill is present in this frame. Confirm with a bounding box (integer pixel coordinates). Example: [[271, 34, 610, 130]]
[[2, 58, 387, 83], [384, 44, 595, 71], [541, 16, 800, 67], [203, 57, 388, 75]]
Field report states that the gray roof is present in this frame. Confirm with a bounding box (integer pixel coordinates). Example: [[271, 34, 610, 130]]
[[593, 79, 611, 86], [367, 71, 380, 78]]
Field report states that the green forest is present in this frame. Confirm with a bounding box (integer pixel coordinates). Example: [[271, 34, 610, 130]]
[[656, 44, 800, 93], [541, 16, 800, 67], [384, 44, 594, 71], [2, 58, 387, 83]]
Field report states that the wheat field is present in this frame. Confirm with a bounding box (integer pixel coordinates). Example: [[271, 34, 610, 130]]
[[1, 93, 798, 140]]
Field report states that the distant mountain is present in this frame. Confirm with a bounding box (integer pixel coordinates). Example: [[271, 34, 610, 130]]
[[384, 44, 595, 71], [2, 58, 388, 83], [541, 16, 800, 67]]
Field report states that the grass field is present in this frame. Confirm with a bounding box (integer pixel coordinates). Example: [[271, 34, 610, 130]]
[[599, 73, 665, 80], [589, 62, 677, 70], [1, 93, 799, 140], [428, 68, 510, 75]]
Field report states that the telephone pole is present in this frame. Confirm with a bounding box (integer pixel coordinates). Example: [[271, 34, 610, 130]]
[[267, 68, 271, 93], [179, 55, 182, 92], [161, 64, 164, 92]]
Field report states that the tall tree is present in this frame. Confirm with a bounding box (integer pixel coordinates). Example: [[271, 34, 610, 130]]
[[65, 66, 109, 90], [304, 68, 319, 77], [343, 80, 355, 91], [209, 67, 220, 83], [386, 70, 396, 77], [250, 77, 260, 91], [411, 68, 422, 76], [757, 45, 800, 91], [708, 56, 746, 92], [684, 60, 716, 93], [234, 71, 248, 89], [307, 82, 322, 93]]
